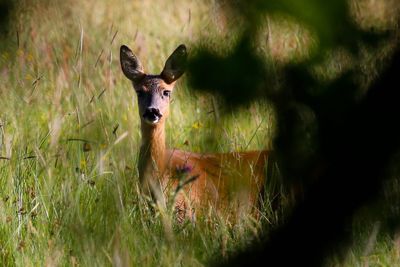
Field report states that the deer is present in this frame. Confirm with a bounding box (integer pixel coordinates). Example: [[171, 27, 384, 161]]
[[120, 44, 270, 223]]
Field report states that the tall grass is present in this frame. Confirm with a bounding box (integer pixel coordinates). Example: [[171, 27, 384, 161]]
[[0, 0, 399, 266]]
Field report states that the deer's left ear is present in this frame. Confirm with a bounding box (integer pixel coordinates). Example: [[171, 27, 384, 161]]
[[161, 44, 187, 84]]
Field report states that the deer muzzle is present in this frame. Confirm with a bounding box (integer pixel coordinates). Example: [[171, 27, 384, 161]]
[[143, 107, 163, 125]]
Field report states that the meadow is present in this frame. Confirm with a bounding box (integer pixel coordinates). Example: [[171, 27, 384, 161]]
[[0, 0, 399, 266]]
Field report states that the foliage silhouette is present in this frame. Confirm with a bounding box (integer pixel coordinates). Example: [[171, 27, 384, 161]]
[[186, 0, 400, 266], [0, 0, 14, 37]]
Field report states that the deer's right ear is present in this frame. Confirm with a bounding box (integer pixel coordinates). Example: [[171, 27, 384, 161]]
[[120, 45, 145, 83], [161, 44, 187, 84]]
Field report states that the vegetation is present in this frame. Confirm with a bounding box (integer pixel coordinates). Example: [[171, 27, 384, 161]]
[[0, 0, 399, 266]]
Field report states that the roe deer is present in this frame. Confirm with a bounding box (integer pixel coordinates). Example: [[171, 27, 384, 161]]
[[120, 44, 270, 222]]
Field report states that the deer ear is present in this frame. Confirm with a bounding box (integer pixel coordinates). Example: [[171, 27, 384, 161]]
[[161, 44, 187, 84], [120, 45, 145, 83]]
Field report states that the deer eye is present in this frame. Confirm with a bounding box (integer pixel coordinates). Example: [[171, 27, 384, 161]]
[[163, 90, 171, 97]]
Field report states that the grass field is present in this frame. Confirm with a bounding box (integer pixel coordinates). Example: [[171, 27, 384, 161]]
[[0, 0, 399, 266]]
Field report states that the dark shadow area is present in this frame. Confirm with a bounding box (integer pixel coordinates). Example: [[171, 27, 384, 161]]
[[0, 0, 16, 53], [187, 0, 400, 266], [0, 0, 14, 38]]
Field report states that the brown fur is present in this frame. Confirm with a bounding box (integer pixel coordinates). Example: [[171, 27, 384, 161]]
[[121, 44, 269, 222]]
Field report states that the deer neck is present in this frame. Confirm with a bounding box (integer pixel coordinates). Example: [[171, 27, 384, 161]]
[[139, 121, 167, 180]]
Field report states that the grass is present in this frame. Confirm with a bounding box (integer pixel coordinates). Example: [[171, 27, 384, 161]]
[[0, 0, 399, 266]]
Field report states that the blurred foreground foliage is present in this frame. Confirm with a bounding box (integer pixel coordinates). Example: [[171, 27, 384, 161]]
[[187, 0, 400, 266]]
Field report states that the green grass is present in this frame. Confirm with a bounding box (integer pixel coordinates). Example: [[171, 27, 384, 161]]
[[0, 0, 399, 266]]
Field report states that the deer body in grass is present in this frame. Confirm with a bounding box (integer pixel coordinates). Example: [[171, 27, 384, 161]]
[[120, 44, 270, 222]]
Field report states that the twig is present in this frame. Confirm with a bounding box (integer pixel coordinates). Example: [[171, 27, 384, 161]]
[[66, 138, 94, 143], [174, 175, 199, 196], [16, 29, 19, 48], [98, 88, 106, 99], [244, 117, 264, 151], [110, 30, 118, 45], [80, 120, 95, 130], [95, 49, 104, 68], [89, 94, 95, 103], [112, 124, 119, 136], [23, 155, 36, 160]]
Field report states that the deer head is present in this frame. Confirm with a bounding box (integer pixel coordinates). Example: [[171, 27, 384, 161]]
[[120, 44, 187, 126]]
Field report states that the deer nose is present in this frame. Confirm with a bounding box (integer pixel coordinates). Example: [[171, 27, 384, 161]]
[[146, 107, 163, 118], [143, 107, 163, 124]]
